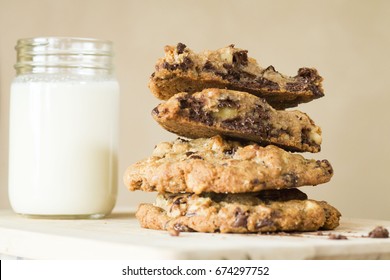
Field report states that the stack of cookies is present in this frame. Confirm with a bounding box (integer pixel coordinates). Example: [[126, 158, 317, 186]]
[[123, 43, 341, 234]]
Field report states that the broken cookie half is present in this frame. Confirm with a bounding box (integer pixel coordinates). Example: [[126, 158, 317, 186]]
[[149, 43, 324, 109], [152, 88, 322, 153]]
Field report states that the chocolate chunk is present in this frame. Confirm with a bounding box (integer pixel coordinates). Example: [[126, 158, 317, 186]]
[[162, 62, 178, 71], [162, 57, 193, 72], [179, 57, 194, 71], [301, 128, 311, 145], [151, 106, 159, 116], [257, 188, 308, 202], [223, 147, 237, 156], [255, 218, 274, 229], [222, 63, 233, 70], [250, 178, 260, 185], [232, 207, 249, 228], [202, 61, 215, 71], [232, 50, 248, 66], [297, 67, 319, 82], [328, 233, 348, 240], [220, 104, 271, 137], [176, 43, 187, 54], [368, 226, 389, 238], [282, 172, 299, 188], [173, 197, 185, 205], [177, 138, 189, 142], [309, 84, 325, 97], [284, 68, 324, 97], [316, 159, 333, 175], [178, 96, 214, 126], [255, 77, 280, 90], [189, 154, 203, 160], [217, 98, 240, 109]]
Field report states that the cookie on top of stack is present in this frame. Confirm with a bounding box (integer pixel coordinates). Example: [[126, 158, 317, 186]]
[[123, 43, 341, 234]]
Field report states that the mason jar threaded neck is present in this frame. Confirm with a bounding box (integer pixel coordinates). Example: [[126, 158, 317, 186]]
[[14, 37, 115, 76]]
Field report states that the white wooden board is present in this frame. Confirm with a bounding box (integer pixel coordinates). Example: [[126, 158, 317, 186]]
[[0, 210, 390, 259]]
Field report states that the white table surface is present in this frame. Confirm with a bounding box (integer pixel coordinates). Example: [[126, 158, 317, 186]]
[[1, 210, 390, 260]]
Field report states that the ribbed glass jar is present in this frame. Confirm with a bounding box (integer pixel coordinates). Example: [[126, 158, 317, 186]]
[[8, 37, 119, 218]]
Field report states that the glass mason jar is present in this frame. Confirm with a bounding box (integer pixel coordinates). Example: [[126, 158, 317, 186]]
[[8, 37, 119, 218]]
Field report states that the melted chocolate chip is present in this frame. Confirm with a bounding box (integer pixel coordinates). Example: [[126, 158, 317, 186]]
[[232, 207, 249, 228], [221, 104, 271, 137], [176, 43, 187, 54], [178, 96, 214, 126], [368, 226, 389, 238]]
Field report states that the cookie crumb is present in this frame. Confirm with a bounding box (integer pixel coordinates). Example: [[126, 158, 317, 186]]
[[328, 233, 348, 240], [168, 228, 180, 237], [368, 226, 389, 238], [317, 231, 324, 236]]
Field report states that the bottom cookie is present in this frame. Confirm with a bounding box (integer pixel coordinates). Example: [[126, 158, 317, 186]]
[[135, 189, 341, 233]]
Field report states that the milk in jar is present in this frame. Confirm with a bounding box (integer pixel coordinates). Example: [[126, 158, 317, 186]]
[[8, 37, 119, 218]]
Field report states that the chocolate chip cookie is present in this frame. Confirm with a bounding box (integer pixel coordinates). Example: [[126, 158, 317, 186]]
[[135, 189, 341, 233], [152, 88, 322, 153], [149, 43, 324, 109], [123, 135, 333, 194]]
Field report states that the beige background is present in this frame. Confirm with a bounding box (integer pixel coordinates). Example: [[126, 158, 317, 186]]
[[1, 0, 389, 220]]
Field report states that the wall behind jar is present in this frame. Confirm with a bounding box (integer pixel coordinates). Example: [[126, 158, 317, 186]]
[[1, 0, 390, 219]]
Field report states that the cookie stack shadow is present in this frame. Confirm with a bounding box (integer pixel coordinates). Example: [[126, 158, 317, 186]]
[[123, 43, 341, 234]]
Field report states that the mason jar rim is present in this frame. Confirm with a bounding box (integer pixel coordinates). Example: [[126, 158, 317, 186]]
[[16, 36, 113, 47], [14, 37, 115, 75]]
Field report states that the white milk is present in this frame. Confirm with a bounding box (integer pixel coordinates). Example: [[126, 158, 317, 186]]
[[8, 78, 119, 217]]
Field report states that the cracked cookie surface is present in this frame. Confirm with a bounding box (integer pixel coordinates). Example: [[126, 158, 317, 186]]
[[149, 43, 324, 109], [135, 189, 341, 233], [153, 88, 322, 153], [123, 135, 333, 194]]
